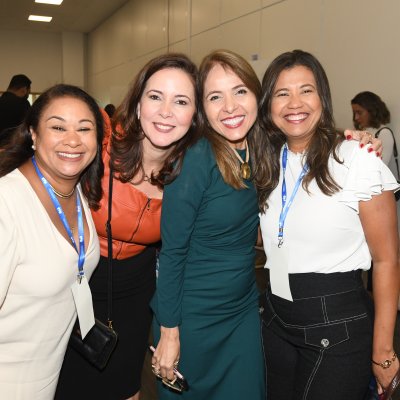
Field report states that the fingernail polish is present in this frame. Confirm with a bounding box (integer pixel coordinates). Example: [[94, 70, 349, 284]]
[[376, 152, 380, 157], [360, 143, 365, 148], [346, 135, 352, 140], [368, 147, 373, 153]]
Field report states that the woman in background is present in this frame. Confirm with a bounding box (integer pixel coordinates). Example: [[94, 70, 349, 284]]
[[351, 91, 397, 177], [56, 53, 199, 400], [0, 84, 104, 399], [104, 103, 116, 119]]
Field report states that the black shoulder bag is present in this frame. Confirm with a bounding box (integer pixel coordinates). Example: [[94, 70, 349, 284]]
[[68, 166, 118, 370], [375, 127, 400, 201]]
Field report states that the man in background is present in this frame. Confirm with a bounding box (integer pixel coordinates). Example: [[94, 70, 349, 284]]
[[0, 74, 31, 136]]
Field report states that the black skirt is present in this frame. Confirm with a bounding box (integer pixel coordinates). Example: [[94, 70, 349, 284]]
[[55, 245, 157, 399]]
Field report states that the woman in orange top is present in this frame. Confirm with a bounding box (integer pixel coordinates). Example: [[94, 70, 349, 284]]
[[56, 53, 199, 400]]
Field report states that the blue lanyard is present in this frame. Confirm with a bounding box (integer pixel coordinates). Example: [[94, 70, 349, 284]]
[[31, 156, 86, 280], [278, 145, 308, 247]]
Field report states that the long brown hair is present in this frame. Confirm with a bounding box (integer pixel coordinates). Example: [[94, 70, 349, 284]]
[[258, 50, 344, 211], [198, 50, 272, 204], [111, 53, 199, 187]]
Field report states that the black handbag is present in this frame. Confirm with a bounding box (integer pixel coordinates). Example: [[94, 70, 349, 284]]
[[68, 318, 118, 370], [375, 127, 400, 201], [68, 163, 118, 370]]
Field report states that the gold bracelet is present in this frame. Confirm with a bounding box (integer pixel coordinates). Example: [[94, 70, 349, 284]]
[[372, 352, 397, 369]]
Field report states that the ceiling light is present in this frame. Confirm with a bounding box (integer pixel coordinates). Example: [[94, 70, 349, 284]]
[[28, 15, 53, 22], [35, 0, 63, 4]]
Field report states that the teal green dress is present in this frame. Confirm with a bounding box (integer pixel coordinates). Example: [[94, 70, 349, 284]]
[[151, 138, 265, 399]]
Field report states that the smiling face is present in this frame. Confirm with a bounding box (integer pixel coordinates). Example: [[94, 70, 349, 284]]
[[271, 65, 322, 152], [203, 64, 258, 149], [31, 96, 98, 186], [137, 68, 196, 150]]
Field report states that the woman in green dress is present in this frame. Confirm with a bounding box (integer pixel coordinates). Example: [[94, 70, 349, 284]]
[[150, 50, 267, 399]]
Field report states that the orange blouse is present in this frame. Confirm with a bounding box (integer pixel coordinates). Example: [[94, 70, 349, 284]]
[[92, 115, 162, 259]]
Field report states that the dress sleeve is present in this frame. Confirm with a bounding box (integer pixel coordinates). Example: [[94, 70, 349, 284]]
[[0, 194, 19, 308], [339, 144, 400, 212], [153, 140, 211, 327]]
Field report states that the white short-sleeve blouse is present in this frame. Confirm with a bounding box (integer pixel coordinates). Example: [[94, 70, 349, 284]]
[[259, 140, 399, 274]]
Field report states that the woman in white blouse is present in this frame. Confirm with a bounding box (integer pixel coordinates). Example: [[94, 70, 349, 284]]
[[258, 50, 400, 400]]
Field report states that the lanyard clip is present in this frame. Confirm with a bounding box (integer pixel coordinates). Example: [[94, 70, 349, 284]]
[[278, 238, 284, 248], [77, 274, 83, 284]]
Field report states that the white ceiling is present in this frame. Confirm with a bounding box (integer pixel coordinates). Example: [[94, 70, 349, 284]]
[[0, 0, 130, 33]]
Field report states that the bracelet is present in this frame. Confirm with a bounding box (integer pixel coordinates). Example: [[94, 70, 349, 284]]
[[372, 352, 397, 369]]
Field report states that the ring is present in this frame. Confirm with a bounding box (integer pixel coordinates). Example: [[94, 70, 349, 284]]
[[173, 360, 179, 367], [151, 365, 161, 376]]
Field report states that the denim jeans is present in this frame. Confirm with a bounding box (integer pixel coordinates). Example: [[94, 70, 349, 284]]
[[261, 270, 374, 400]]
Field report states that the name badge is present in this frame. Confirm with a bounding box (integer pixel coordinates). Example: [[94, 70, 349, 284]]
[[268, 245, 293, 301], [71, 275, 95, 338]]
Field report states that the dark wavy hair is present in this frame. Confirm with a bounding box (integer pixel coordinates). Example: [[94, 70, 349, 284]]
[[111, 53, 200, 187], [0, 84, 104, 210], [197, 49, 271, 209], [351, 91, 390, 129], [258, 49, 343, 211]]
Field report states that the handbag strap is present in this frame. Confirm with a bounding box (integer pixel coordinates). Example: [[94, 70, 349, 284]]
[[375, 127, 400, 179], [106, 161, 114, 329]]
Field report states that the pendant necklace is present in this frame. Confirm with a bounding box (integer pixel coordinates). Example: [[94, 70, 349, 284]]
[[233, 140, 251, 179]]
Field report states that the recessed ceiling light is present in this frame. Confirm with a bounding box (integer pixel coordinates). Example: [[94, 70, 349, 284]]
[[28, 15, 53, 22], [35, 0, 63, 4]]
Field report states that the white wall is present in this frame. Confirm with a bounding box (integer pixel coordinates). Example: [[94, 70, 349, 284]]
[[61, 32, 86, 88], [0, 29, 86, 93], [0, 30, 63, 93], [87, 0, 400, 142]]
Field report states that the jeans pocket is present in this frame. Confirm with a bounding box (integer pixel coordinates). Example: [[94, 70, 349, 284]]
[[304, 322, 349, 349]]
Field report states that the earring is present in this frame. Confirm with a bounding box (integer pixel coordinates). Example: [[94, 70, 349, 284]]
[[31, 143, 36, 150], [137, 108, 140, 120]]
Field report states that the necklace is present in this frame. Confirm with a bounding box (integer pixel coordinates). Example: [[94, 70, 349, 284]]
[[232, 140, 251, 179], [49, 183, 76, 199]]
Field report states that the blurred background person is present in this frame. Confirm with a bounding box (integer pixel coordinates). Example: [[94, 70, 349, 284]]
[[0, 74, 32, 136], [104, 103, 116, 119], [351, 91, 398, 178], [0, 84, 104, 399]]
